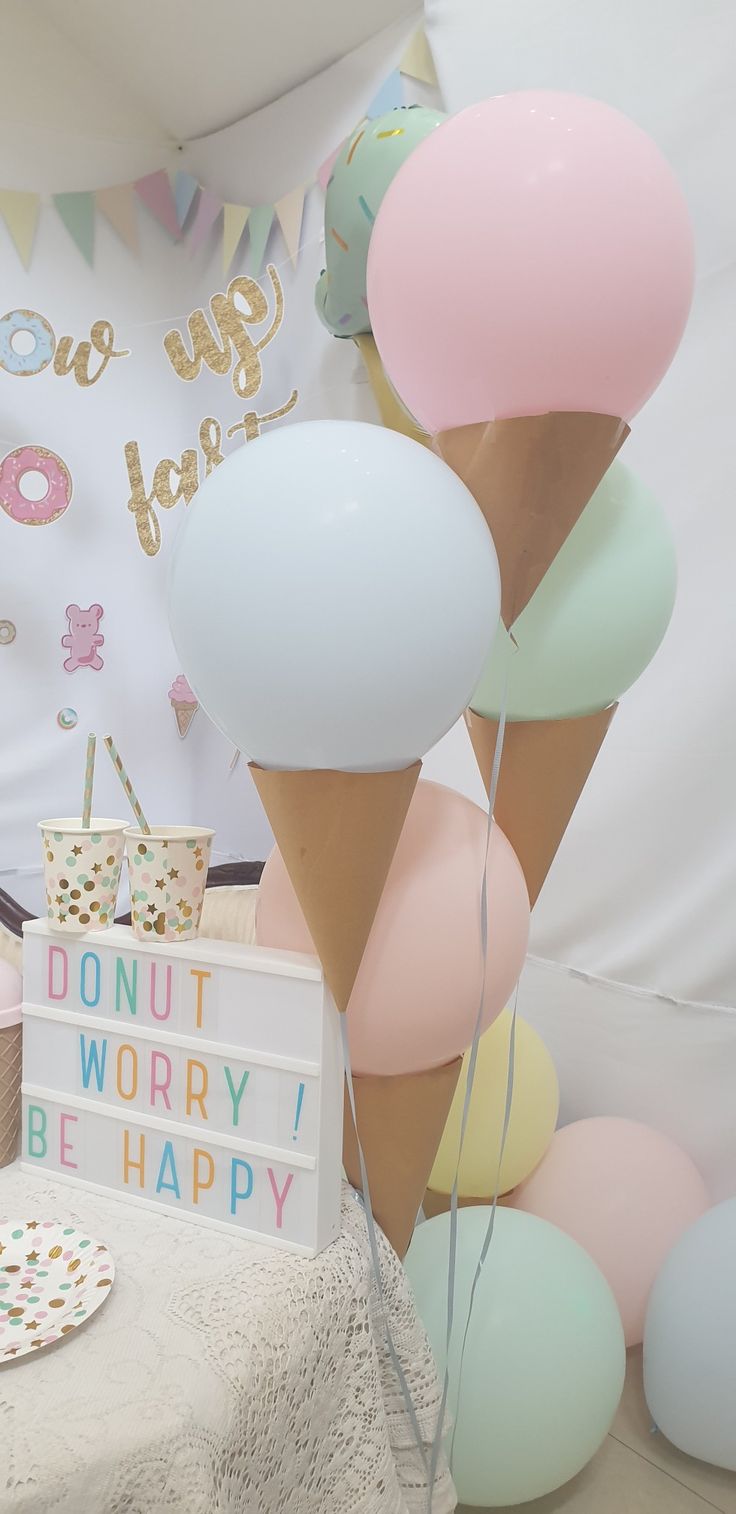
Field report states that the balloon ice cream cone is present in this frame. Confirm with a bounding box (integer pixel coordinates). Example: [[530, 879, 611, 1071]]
[[354, 334, 431, 448], [169, 674, 199, 739], [465, 706, 617, 907], [437, 412, 629, 626], [249, 762, 420, 1013], [343, 1058, 462, 1258]]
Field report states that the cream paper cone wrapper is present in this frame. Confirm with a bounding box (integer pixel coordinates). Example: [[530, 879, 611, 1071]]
[[249, 762, 420, 1014], [343, 1059, 462, 1259], [354, 333, 432, 448], [437, 412, 629, 626], [465, 706, 617, 908]]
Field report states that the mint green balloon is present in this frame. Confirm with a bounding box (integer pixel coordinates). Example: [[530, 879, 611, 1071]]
[[472, 460, 677, 721], [405, 1207, 625, 1507], [315, 106, 445, 338]]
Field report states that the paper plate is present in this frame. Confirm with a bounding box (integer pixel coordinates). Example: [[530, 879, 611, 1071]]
[[0, 1218, 114, 1363]]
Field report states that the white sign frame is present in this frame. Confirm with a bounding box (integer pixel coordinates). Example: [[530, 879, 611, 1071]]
[[21, 920, 344, 1257]]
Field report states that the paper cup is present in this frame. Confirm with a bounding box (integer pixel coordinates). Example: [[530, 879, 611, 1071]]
[[39, 818, 127, 934], [125, 825, 214, 942]]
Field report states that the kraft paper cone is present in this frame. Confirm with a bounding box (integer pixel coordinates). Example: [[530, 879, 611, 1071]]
[[465, 705, 617, 907], [437, 412, 629, 625], [343, 1059, 462, 1258], [354, 333, 431, 448], [423, 1188, 514, 1219], [250, 762, 420, 1012]]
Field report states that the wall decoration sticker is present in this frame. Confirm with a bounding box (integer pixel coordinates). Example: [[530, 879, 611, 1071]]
[[0, 619, 16, 645], [56, 708, 79, 729], [0, 444, 73, 526], [0, 308, 129, 386], [62, 605, 104, 672], [169, 674, 199, 738]]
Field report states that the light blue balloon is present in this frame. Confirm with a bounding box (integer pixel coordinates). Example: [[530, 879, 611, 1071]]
[[644, 1200, 736, 1469], [471, 460, 677, 721], [168, 420, 499, 771], [405, 1207, 625, 1506]]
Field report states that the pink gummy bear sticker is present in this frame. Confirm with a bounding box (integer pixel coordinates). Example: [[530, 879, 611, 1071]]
[[62, 603, 104, 672]]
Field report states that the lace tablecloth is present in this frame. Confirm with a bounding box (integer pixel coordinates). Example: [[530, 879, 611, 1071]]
[[0, 1166, 455, 1514]]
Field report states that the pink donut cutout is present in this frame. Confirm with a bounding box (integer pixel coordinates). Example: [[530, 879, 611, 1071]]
[[0, 444, 73, 525]]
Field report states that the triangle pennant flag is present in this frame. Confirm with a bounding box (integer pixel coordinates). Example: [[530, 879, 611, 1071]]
[[0, 189, 40, 267], [275, 185, 306, 269], [317, 141, 343, 193], [223, 203, 250, 274], [188, 187, 222, 255], [134, 170, 181, 240], [95, 184, 139, 254], [174, 170, 199, 229], [400, 27, 438, 86], [367, 69, 404, 118], [247, 203, 275, 277], [53, 192, 95, 265]]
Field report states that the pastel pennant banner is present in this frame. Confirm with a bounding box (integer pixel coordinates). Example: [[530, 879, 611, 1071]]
[[400, 26, 439, 86], [367, 69, 405, 118], [223, 203, 250, 274], [53, 191, 95, 265], [174, 170, 199, 229], [247, 203, 275, 277], [95, 184, 139, 254], [275, 185, 306, 270], [134, 170, 181, 240], [0, 189, 40, 268], [188, 187, 223, 256]]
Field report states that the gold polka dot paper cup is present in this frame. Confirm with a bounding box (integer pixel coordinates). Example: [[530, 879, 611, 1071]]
[[39, 818, 127, 934], [125, 825, 214, 942]]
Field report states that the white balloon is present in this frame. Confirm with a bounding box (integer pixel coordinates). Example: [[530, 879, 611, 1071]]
[[644, 1199, 736, 1469], [168, 420, 499, 771]]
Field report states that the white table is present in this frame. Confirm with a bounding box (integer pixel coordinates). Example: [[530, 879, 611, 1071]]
[[0, 1165, 455, 1514]]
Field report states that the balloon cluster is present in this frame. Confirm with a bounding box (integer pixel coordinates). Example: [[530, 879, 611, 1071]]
[[168, 84, 701, 1512]]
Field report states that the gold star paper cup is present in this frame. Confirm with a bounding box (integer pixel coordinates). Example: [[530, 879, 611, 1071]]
[[39, 819, 127, 934], [124, 825, 214, 942]]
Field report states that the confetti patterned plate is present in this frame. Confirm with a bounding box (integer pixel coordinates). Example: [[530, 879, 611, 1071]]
[[0, 1219, 114, 1363]]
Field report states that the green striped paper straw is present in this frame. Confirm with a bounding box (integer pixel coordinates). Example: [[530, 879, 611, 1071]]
[[81, 732, 96, 829], [103, 735, 151, 834]]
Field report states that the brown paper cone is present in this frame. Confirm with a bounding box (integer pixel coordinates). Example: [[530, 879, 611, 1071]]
[[354, 333, 431, 448], [250, 762, 420, 1013], [466, 706, 617, 907], [343, 1059, 462, 1258], [437, 412, 629, 625]]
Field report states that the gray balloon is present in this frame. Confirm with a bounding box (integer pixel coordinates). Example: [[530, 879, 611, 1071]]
[[644, 1199, 736, 1469]]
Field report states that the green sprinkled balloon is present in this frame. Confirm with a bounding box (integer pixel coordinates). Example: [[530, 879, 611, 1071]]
[[315, 106, 445, 338]]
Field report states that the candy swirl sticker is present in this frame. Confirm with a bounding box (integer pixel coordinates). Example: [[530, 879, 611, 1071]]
[[0, 620, 16, 646], [0, 444, 73, 526]]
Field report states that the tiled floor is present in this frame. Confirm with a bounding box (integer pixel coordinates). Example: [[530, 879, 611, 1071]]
[[458, 1350, 736, 1513]]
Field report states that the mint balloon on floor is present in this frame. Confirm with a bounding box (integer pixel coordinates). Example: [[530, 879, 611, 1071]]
[[405, 1207, 625, 1507]]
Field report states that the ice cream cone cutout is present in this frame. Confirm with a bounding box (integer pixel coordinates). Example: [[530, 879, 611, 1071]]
[[342, 1058, 462, 1258], [465, 706, 617, 907], [437, 413, 629, 627], [353, 334, 431, 448], [250, 762, 420, 1013]]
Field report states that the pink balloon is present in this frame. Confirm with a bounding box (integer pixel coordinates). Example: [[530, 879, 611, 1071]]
[[513, 1118, 709, 1346], [367, 92, 694, 430], [256, 779, 530, 1075]]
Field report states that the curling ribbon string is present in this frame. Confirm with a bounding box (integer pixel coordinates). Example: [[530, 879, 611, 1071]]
[[428, 637, 513, 1511], [340, 1016, 432, 1484]]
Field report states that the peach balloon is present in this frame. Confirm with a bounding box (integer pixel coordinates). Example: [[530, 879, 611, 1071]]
[[256, 779, 530, 1076], [513, 1118, 709, 1346]]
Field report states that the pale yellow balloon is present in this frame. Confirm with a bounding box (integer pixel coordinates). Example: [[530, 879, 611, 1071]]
[[429, 1011, 559, 1198]]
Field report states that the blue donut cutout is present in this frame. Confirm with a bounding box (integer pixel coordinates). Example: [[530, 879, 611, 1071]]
[[0, 309, 56, 377]]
